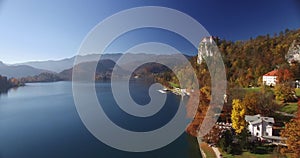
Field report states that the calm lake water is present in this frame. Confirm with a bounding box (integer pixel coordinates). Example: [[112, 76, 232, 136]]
[[0, 81, 201, 158]]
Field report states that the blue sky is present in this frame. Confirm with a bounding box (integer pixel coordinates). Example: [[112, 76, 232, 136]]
[[0, 0, 300, 64]]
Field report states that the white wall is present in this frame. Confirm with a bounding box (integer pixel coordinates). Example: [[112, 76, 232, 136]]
[[266, 124, 272, 136], [263, 76, 277, 86], [248, 124, 253, 135], [249, 122, 273, 138]]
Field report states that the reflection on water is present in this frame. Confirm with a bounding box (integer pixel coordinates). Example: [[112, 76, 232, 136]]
[[0, 89, 8, 94], [0, 81, 201, 158]]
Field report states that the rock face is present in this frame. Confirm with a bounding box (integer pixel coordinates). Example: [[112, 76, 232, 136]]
[[197, 36, 218, 64], [286, 36, 300, 64]]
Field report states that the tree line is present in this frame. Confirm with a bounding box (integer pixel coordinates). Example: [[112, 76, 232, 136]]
[[0, 75, 24, 93]]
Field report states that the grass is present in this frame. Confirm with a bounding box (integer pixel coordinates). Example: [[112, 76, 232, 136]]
[[280, 102, 298, 114], [242, 86, 298, 114], [295, 88, 300, 97], [243, 87, 300, 96], [243, 87, 261, 93], [200, 143, 217, 158], [169, 81, 180, 88], [220, 150, 275, 158]]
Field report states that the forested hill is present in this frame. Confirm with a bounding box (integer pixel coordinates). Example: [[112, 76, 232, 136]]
[[211, 28, 300, 87], [155, 28, 300, 88], [0, 75, 23, 93]]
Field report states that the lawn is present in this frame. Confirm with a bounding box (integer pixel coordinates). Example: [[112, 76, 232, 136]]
[[200, 143, 217, 158], [243, 87, 300, 96], [220, 150, 275, 158], [243, 87, 261, 93], [280, 102, 298, 114], [242, 87, 298, 114], [169, 81, 180, 88], [295, 88, 300, 97]]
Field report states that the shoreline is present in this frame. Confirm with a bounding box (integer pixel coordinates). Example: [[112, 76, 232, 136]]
[[162, 87, 191, 96]]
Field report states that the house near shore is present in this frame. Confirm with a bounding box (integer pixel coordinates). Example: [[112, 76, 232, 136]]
[[262, 70, 278, 86], [245, 114, 274, 138]]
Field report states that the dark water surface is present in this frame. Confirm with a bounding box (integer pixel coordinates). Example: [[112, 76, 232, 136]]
[[0, 81, 201, 158]]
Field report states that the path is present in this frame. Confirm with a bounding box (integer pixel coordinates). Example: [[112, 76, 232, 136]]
[[212, 146, 222, 158], [275, 111, 295, 117], [197, 136, 206, 158], [197, 136, 222, 158]]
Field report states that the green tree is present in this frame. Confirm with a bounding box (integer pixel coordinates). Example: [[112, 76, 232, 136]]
[[218, 130, 234, 153]]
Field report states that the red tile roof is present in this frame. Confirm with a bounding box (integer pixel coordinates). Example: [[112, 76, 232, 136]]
[[263, 70, 279, 76]]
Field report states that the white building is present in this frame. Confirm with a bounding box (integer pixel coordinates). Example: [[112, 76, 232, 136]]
[[245, 114, 274, 139], [262, 70, 278, 86]]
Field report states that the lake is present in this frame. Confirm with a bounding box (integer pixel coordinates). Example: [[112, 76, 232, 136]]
[[0, 81, 201, 158]]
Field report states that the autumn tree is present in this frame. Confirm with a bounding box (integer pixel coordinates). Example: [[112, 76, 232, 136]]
[[290, 62, 300, 79], [243, 91, 278, 116], [218, 28, 300, 87], [186, 86, 211, 136], [280, 101, 300, 158], [276, 68, 294, 84], [202, 125, 222, 144], [219, 87, 246, 122], [231, 99, 246, 134], [0, 75, 23, 93], [274, 83, 297, 102]]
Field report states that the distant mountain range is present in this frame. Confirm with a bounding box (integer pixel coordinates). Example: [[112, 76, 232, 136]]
[[0, 61, 51, 78], [13, 53, 123, 73], [0, 53, 193, 80], [18, 59, 122, 82], [59, 59, 127, 81], [13, 53, 192, 73]]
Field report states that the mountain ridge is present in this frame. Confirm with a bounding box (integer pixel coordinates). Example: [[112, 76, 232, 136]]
[[0, 63, 51, 78], [12, 53, 192, 73], [13, 53, 123, 73]]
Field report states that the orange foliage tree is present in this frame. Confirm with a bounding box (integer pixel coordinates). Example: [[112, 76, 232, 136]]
[[280, 100, 300, 158]]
